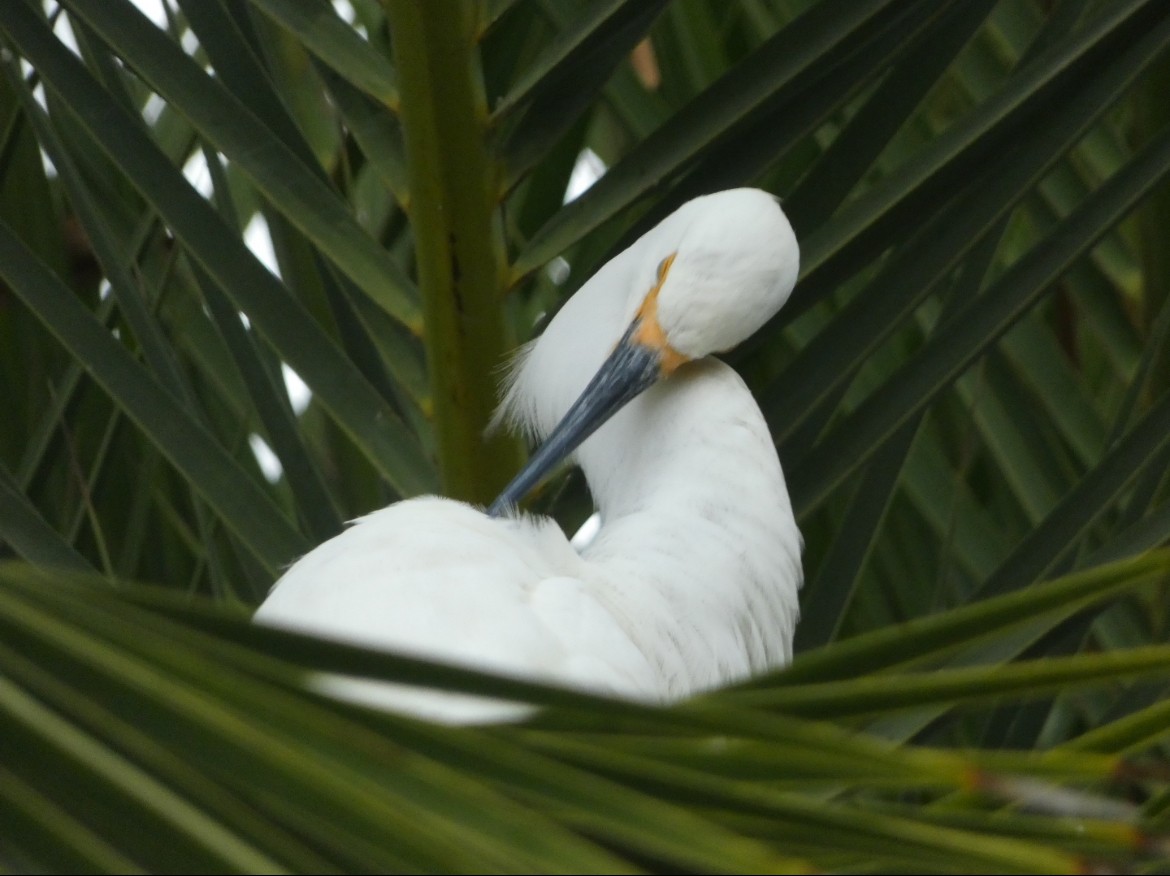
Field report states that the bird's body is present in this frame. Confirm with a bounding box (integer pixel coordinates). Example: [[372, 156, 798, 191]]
[[255, 188, 803, 722]]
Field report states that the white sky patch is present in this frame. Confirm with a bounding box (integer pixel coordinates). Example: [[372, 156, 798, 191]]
[[248, 369, 312, 476], [545, 256, 570, 286], [50, 5, 79, 55], [181, 152, 281, 283], [4, 40, 30, 78], [545, 151, 608, 285], [332, 1, 367, 37], [249, 434, 284, 483], [244, 212, 281, 279], [564, 148, 607, 203], [38, 140, 56, 179], [570, 513, 601, 551], [129, 0, 167, 27], [180, 26, 200, 55], [30, 4, 76, 176], [142, 92, 166, 125], [282, 364, 311, 415], [181, 150, 214, 199]]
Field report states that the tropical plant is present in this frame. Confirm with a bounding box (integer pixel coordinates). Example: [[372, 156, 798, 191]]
[[2, 0, 1170, 871]]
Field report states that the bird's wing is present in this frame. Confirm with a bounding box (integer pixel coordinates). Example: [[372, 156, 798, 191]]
[[255, 497, 659, 721]]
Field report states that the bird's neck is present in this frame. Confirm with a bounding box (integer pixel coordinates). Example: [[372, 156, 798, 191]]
[[575, 359, 802, 697]]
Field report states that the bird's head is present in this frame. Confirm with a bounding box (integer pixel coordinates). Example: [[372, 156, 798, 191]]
[[488, 188, 798, 517], [634, 188, 799, 367]]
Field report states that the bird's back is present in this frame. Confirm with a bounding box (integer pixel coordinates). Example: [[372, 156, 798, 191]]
[[255, 497, 660, 721]]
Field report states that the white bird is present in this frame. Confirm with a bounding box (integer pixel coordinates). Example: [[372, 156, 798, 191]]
[[254, 188, 803, 722]]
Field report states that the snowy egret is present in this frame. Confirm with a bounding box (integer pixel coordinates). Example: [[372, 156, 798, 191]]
[[255, 188, 803, 722]]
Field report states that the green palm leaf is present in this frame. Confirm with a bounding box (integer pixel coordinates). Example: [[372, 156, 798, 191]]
[[2, 0, 1170, 870]]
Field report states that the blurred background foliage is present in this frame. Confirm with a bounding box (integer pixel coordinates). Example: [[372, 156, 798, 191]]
[[2, 0, 1170, 871]]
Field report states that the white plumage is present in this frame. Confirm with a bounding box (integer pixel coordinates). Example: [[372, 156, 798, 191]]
[[255, 188, 803, 722]]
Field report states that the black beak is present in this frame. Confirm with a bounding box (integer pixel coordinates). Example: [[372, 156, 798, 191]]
[[487, 321, 662, 518]]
